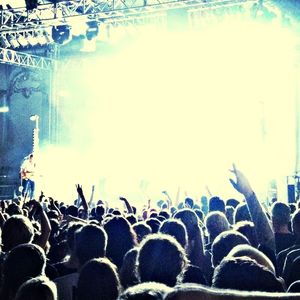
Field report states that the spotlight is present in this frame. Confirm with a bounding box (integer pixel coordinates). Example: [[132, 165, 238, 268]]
[[0, 36, 10, 48], [36, 32, 48, 45], [17, 34, 29, 47], [27, 33, 38, 46], [86, 21, 99, 40], [8, 36, 20, 48], [52, 25, 72, 45], [30, 114, 39, 121], [0, 106, 9, 113]]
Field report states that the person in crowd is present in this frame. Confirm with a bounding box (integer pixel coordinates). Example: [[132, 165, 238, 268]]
[[104, 216, 137, 269], [15, 275, 57, 300], [234, 203, 252, 223], [76, 258, 121, 300], [132, 222, 152, 243], [271, 202, 295, 254], [118, 282, 173, 300], [55, 224, 107, 300], [158, 219, 188, 249], [277, 209, 300, 276], [53, 222, 84, 277], [174, 209, 208, 272], [204, 211, 230, 251], [1, 215, 35, 252], [212, 256, 284, 292], [137, 233, 188, 286], [211, 230, 250, 267], [234, 221, 258, 247], [0, 243, 46, 300], [208, 197, 225, 214], [119, 248, 139, 289], [227, 244, 276, 274]]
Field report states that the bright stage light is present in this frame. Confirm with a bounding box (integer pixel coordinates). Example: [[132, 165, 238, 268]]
[[51, 17, 297, 205], [0, 106, 9, 113]]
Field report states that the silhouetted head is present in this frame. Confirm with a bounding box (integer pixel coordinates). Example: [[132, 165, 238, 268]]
[[212, 256, 284, 292], [137, 233, 188, 286], [75, 224, 107, 266], [1, 243, 46, 300], [15, 276, 57, 300], [211, 230, 249, 267], [77, 258, 121, 300], [2, 215, 35, 252]]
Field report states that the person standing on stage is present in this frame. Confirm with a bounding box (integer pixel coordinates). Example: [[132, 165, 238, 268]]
[[20, 153, 36, 200]]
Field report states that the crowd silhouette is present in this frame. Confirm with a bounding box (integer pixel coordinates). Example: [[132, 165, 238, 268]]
[[1, 165, 300, 299]]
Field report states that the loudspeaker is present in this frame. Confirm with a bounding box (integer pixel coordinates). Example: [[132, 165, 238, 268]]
[[288, 184, 295, 203]]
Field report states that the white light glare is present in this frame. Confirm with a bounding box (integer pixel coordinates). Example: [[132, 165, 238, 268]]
[[55, 19, 297, 204], [0, 106, 9, 113]]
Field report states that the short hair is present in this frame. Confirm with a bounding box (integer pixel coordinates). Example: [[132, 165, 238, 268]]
[[145, 218, 161, 233], [2, 215, 35, 252], [292, 209, 300, 236], [133, 222, 152, 243], [75, 224, 107, 266], [96, 205, 105, 217], [77, 258, 120, 300], [234, 203, 251, 223], [15, 276, 57, 300], [205, 212, 230, 242], [226, 198, 240, 208], [159, 219, 188, 249], [181, 265, 207, 285], [66, 205, 78, 217], [271, 202, 291, 226], [126, 214, 138, 225], [6, 203, 23, 216], [212, 256, 284, 292], [211, 230, 249, 267], [234, 221, 258, 247], [118, 282, 173, 300], [159, 211, 170, 220], [209, 197, 225, 213], [227, 244, 275, 274], [138, 233, 188, 286], [1, 243, 46, 299]]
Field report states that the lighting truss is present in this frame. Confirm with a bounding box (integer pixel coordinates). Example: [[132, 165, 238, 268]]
[[0, 0, 259, 37], [0, 47, 54, 70]]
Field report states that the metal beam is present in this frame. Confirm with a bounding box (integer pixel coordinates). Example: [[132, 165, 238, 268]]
[[0, 48, 54, 70], [0, 0, 257, 35]]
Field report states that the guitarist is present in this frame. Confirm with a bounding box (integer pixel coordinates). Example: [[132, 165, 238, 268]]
[[20, 153, 36, 200]]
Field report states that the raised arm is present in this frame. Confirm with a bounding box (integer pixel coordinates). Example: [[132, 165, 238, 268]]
[[229, 164, 275, 250], [88, 185, 95, 208], [119, 197, 133, 214], [33, 200, 51, 250], [76, 184, 89, 219]]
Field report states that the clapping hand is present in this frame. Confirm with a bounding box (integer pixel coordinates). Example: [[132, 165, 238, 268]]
[[229, 164, 253, 198]]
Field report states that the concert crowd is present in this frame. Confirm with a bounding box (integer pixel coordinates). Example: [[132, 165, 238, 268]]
[[1, 165, 300, 300]]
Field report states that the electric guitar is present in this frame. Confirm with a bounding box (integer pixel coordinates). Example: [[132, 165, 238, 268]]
[[21, 170, 35, 180]]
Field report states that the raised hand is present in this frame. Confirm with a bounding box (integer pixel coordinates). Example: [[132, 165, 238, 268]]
[[76, 184, 84, 197], [119, 197, 127, 202], [229, 164, 253, 198]]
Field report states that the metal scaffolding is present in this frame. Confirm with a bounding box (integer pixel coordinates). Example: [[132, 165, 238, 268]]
[[0, 47, 54, 69], [0, 0, 257, 35]]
